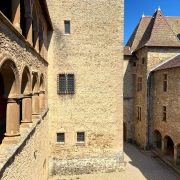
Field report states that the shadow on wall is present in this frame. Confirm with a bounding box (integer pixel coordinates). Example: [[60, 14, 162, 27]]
[[123, 58, 134, 143]]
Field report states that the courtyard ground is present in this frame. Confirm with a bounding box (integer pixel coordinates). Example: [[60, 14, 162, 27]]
[[51, 143, 180, 180]]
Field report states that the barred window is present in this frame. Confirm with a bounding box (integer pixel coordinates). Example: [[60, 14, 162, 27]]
[[57, 133, 65, 143], [64, 20, 70, 34], [163, 106, 167, 121], [137, 77, 142, 91], [163, 74, 168, 92], [57, 74, 75, 94], [77, 132, 85, 142]]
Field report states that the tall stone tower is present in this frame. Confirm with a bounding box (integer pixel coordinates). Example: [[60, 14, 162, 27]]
[[47, 0, 124, 175]]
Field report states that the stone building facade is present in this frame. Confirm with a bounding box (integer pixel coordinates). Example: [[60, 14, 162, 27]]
[[0, 0, 52, 179], [47, 0, 124, 176], [124, 8, 180, 166], [0, 0, 125, 179], [152, 54, 180, 165]]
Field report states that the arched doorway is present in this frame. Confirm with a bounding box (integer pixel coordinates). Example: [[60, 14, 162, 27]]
[[153, 130, 162, 150], [164, 136, 174, 162], [32, 72, 39, 116], [21, 66, 32, 124], [0, 60, 20, 141], [176, 144, 180, 165], [0, 74, 6, 143]]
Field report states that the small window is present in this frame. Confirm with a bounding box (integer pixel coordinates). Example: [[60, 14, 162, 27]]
[[137, 77, 142, 91], [163, 106, 167, 121], [142, 58, 145, 64], [137, 106, 141, 121], [57, 74, 75, 94], [77, 132, 85, 143], [163, 74, 168, 92], [64, 20, 70, 34], [57, 133, 65, 143]]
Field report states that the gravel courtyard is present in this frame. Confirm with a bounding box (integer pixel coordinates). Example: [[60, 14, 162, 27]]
[[51, 143, 180, 180]]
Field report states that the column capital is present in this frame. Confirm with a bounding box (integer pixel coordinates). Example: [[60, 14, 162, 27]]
[[23, 92, 33, 98], [33, 92, 40, 96], [39, 90, 45, 94], [7, 94, 22, 103]]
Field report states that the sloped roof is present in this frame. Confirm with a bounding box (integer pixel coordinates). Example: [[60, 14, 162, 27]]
[[153, 54, 180, 71], [124, 8, 180, 55]]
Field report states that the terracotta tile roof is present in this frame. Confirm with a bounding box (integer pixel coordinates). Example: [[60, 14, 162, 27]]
[[124, 9, 180, 55], [153, 54, 180, 71]]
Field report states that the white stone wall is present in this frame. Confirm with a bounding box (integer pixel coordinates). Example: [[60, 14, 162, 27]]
[[47, 0, 124, 175]]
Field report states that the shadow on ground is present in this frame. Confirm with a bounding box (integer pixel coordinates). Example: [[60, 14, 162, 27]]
[[124, 143, 180, 180]]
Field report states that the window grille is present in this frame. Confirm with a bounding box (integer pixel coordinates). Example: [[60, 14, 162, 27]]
[[57, 133, 65, 143], [77, 132, 85, 142]]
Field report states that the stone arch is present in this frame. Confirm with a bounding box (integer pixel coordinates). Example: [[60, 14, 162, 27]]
[[0, 59, 20, 140], [20, 66, 32, 124], [21, 66, 31, 94], [0, 59, 20, 97], [153, 130, 162, 150], [39, 73, 46, 111], [32, 72, 39, 115], [164, 135, 174, 157], [176, 143, 180, 165]]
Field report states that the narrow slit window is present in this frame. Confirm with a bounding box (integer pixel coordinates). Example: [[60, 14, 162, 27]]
[[163, 106, 167, 121], [64, 20, 70, 34], [163, 74, 168, 92], [137, 77, 142, 91], [137, 106, 141, 121]]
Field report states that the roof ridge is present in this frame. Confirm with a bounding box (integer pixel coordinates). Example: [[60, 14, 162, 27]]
[[125, 17, 144, 47], [150, 53, 180, 72]]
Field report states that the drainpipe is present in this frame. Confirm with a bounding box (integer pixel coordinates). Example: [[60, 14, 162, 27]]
[[147, 71, 153, 149]]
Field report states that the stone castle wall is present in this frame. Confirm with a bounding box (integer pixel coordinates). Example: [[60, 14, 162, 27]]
[[47, 0, 124, 176], [128, 47, 180, 148], [153, 68, 180, 146], [0, 115, 49, 180], [123, 57, 134, 142], [0, 12, 49, 180]]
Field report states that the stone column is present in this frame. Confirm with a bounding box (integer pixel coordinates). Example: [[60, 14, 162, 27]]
[[32, 92, 39, 116], [21, 93, 32, 123], [161, 139, 167, 155], [25, 13, 33, 45], [12, 0, 21, 32], [5, 98, 20, 137], [39, 90, 45, 112], [174, 145, 177, 165]]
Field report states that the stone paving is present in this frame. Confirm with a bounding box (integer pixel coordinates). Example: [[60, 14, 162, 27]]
[[51, 143, 180, 180]]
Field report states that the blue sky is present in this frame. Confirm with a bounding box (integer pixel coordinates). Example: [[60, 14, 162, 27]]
[[124, 0, 180, 44]]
